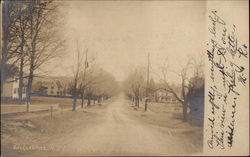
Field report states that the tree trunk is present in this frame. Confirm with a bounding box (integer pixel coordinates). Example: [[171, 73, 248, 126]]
[[87, 97, 91, 106], [17, 10, 27, 104], [26, 9, 36, 110], [181, 78, 188, 122], [182, 101, 188, 122], [138, 88, 140, 107], [18, 56, 24, 104], [145, 99, 148, 112], [138, 98, 140, 107], [26, 68, 34, 110], [81, 93, 84, 108], [136, 97, 139, 107], [72, 78, 78, 111], [72, 96, 77, 111]]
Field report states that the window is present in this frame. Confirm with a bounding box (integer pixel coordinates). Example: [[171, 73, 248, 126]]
[[14, 88, 17, 94], [51, 91, 54, 94]]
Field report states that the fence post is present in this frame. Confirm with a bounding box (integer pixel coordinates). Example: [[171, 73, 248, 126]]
[[50, 106, 53, 119], [61, 106, 63, 114], [144, 98, 148, 112], [26, 102, 30, 112]]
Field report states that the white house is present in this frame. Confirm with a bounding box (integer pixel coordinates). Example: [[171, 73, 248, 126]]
[[12, 79, 27, 99], [1, 78, 27, 100]]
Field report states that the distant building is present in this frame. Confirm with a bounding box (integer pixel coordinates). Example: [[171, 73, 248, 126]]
[[154, 89, 167, 102], [32, 79, 70, 96], [154, 86, 181, 104]]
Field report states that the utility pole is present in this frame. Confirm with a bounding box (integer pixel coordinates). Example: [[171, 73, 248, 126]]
[[145, 53, 150, 112], [85, 48, 88, 69]]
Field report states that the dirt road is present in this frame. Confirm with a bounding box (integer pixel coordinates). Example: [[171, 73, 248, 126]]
[[1, 94, 202, 156]]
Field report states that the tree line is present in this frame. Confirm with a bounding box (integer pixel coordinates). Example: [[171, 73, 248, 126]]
[[69, 41, 119, 111], [123, 54, 204, 122], [1, 0, 120, 112], [1, 0, 64, 106]]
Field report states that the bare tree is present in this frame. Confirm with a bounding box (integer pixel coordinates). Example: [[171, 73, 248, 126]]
[[24, 0, 65, 107], [85, 66, 97, 107], [78, 53, 97, 107], [155, 54, 204, 122], [1, 1, 18, 93], [154, 58, 192, 122], [124, 67, 146, 107], [71, 41, 85, 111], [190, 53, 205, 79], [1, 1, 32, 94], [76, 64, 119, 108], [15, 3, 31, 104], [68, 49, 101, 109]]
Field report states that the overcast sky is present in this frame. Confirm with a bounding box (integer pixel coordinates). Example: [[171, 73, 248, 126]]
[[47, 1, 206, 82]]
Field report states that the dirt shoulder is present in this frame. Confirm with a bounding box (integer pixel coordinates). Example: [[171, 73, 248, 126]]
[[123, 100, 203, 154], [1, 102, 110, 157]]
